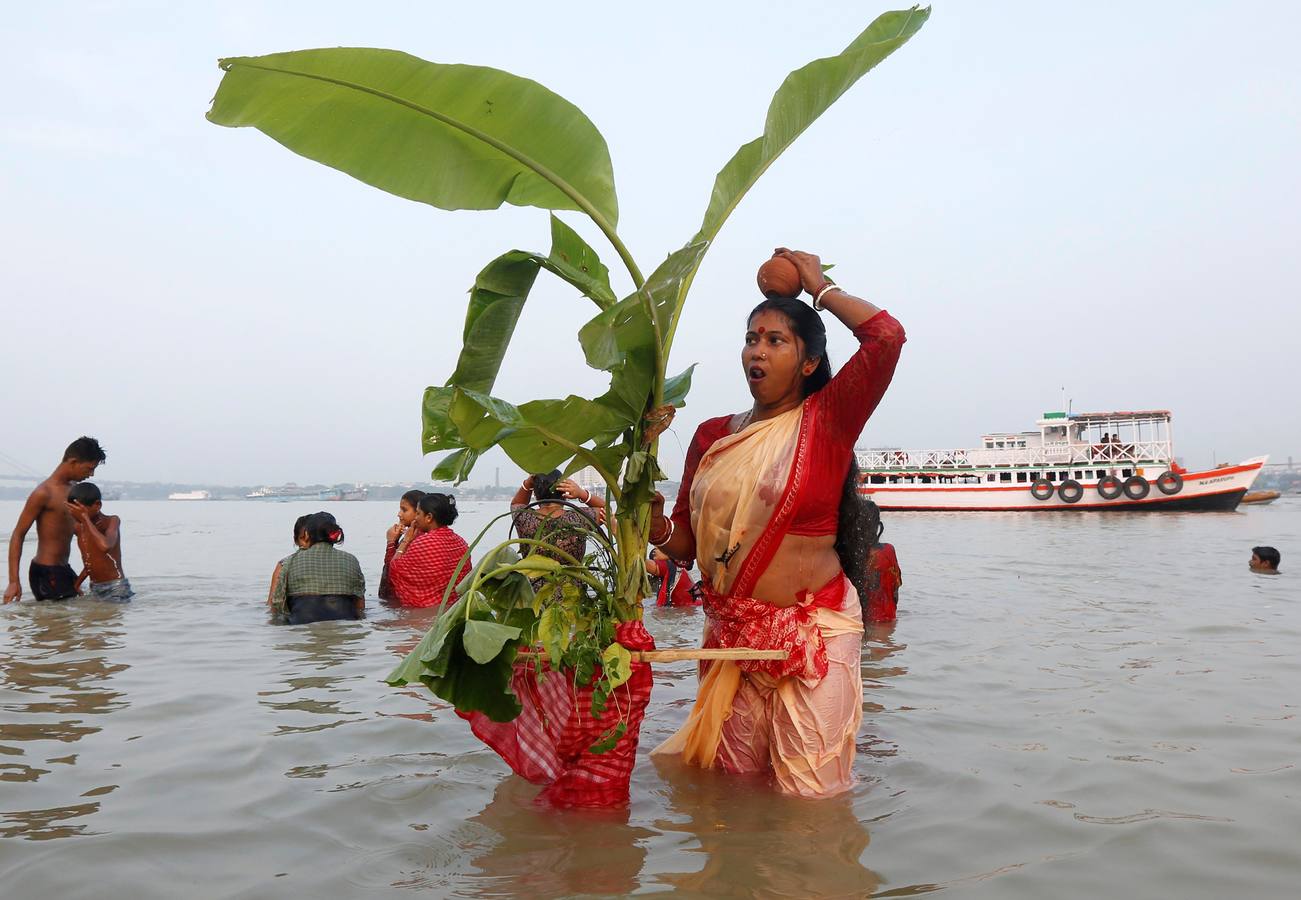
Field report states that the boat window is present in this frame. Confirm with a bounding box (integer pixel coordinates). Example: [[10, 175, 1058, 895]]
[[920, 475, 932, 484], [888, 476, 899, 484], [1095, 469, 1105, 478], [999, 472, 1012, 482], [870, 475, 886, 484], [1059, 471, 1068, 480], [986, 474, 995, 482], [1047, 472, 1056, 482], [1122, 468, 1132, 478], [1016, 472, 1028, 483], [1074, 470, 1083, 479], [1029, 471, 1039, 480]]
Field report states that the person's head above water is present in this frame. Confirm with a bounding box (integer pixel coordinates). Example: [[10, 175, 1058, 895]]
[[530, 470, 565, 503], [416, 493, 459, 529], [62, 436, 106, 481], [292, 514, 310, 548], [398, 489, 426, 525], [744, 297, 831, 409], [68, 481, 103, 511], [1250, 546, 1280, 574], [304, 512, 344, 546]]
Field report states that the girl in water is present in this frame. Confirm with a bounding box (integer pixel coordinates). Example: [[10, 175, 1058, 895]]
[[379, 489, 425, 601], [385, 493, 472, 609]]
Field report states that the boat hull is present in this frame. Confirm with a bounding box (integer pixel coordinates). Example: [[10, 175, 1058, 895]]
[[859, 458, 1266, 512]]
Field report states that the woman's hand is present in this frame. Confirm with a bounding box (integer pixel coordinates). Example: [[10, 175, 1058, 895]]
[[556, 479, 591, 503], [773, 248, 829, 297], [385, 522, 405, 544], [522, 475, 535, 491]]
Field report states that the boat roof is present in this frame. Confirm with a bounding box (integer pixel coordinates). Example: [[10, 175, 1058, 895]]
[[1067, 410, 1171, 422]]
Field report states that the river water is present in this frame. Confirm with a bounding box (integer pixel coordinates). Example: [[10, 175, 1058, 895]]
[[1, 498, 1297, 898]]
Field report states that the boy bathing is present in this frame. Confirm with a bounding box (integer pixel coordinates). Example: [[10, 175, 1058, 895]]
[[4, 437, 106, 603], [68, 482, 133, 602]]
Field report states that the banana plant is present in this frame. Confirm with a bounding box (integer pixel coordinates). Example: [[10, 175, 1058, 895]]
[[208, 7, 929, 722]]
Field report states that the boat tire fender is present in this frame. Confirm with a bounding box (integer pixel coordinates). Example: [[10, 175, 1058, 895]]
[[1122, 475, 1150, 500], [1156, 471, 1183, 495], [1058, 480, 1084, 504], [1096, 475, 1124, 500], [1030, 478, 1055, 501]]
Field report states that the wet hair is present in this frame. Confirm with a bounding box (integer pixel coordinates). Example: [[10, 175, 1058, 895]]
[[292, 514, 310, 544], [304, 511, 345, 545], [748, 297, 874, 600], [531, 470, 565, 503], [68, 482, 102, 506], [400, 489, 426, 508], [1253, 546, 1280, 569], [64, 436, 106, 464], [418, 493, 459, 526]]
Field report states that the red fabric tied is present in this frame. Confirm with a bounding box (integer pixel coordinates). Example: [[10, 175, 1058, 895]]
[[700, 577, 844, 681], [459, 620, 655, 808]]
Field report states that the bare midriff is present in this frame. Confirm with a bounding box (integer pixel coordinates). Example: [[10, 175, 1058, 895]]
[[747, 533, 841, 608]]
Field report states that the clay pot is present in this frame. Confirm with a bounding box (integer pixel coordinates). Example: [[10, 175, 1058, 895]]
[[756, 257, 802, 299]]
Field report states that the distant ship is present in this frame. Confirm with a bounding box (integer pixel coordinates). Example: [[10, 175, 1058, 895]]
[[319, 486, 368, 501], [168, 490, 211, 501], [857, 409, 1265, 512], [246, 484, 321, 501]]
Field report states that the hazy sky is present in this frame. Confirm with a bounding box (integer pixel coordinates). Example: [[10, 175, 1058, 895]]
[[3, 1, 1299, 486]]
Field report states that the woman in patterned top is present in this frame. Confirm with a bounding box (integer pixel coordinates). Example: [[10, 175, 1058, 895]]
[[271, 512, 366, 624], [384, 493, 472, 609], [510, 470, 606, 566]]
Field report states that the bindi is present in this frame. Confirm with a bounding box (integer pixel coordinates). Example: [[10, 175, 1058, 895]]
[[756, 326, 766, 334]]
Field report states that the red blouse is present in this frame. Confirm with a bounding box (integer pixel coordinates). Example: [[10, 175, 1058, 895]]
[[672, 310, 905, 541]]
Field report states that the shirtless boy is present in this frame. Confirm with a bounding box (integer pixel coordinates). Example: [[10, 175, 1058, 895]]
[[68, 482, 134, 602], [3, 436, 106, 603]]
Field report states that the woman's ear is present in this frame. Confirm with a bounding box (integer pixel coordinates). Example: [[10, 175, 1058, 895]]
[[803, 356, 821, 376]]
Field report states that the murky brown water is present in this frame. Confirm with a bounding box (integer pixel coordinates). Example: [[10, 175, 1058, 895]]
[[2, 499, 1298, 898]]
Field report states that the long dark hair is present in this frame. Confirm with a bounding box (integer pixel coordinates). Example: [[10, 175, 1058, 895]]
[[418, 493, 459, 526], [748, 297, 873, 603], [305, 511, 344, 545]]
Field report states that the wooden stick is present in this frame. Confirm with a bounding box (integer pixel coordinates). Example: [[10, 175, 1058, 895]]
[[517, 647, 788, 663]]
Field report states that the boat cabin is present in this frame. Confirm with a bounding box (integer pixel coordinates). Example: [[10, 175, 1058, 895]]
[[857, 410, 1175, 485]]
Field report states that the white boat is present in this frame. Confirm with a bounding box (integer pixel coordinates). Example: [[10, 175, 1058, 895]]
[[856, 410, 1265, 512], [167, 490, 211, 501]]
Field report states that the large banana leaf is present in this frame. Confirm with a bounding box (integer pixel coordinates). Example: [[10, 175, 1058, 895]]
[[423, 387, 629, 480], [450, 216, 616, 395], [663, 6, 929, 343], [578, 241, 709, 418], [694, 8, 928, 245], [208, 48, 619, 226]]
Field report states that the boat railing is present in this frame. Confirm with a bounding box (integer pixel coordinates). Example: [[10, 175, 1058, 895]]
[[857, 439, 1173, 470]]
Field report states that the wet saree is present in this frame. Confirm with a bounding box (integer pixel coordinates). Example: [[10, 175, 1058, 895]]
[[653, 404, 865, 798]]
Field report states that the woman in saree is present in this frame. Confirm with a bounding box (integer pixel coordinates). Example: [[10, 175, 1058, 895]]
[[650, 248, 905, 797]]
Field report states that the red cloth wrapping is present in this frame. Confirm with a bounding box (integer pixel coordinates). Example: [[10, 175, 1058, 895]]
[[865, 542, 901, 623], [459, 620, 655, 808], [700, 577, 845, 681]]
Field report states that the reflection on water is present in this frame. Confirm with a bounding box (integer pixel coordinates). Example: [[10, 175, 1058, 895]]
[[260, 622, 371, 735], [651, 756, 878, 899], [0, 603, 127, 840]]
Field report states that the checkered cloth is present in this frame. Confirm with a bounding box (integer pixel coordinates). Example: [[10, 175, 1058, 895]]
[[271, 543, 365, 613], [384, 528, 472, 608], [460, 620, 656, 808]]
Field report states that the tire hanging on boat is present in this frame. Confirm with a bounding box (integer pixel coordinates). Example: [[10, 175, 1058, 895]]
[[1122, 475, 1150, 500], [1156, 471, 1183, 495], [1030, 478, 1054, 501], [1058, 479, 1084, 503], [1096, 475, 1124, 500]]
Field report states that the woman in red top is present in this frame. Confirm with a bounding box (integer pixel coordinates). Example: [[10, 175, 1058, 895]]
[[650, 248, 905, 797], [646, 547, 701, 607], [384, 493, 472, 609], [862, 500, 902, 623]]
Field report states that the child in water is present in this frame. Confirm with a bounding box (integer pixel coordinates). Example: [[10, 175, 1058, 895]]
[[379, 489, 425, 601], [67, 482, 133, 602], [862, 500, 901, 623], [267, 515, 310, 606]]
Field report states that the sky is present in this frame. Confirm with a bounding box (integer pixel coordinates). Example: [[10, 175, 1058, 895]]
[[2, 1, 1299, 486]]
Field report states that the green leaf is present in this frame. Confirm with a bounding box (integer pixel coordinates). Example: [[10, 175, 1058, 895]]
[[601, 642, 633, 689], [448, 252, 542, 395], [663, 365, 696, 408], [208, 48, 619, 226], [385, 597, 468, 685], [588, 721, 627, 755], [514, 554, 565, 579], [462, 618, 523, 665], [431, 448, 479, 484], [694, 9, 928, 245], [546, 215, 616, 308], [431, 639, 523, 722]]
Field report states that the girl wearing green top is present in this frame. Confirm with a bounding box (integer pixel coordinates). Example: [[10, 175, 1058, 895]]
[[271, 512, 366, 624]]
